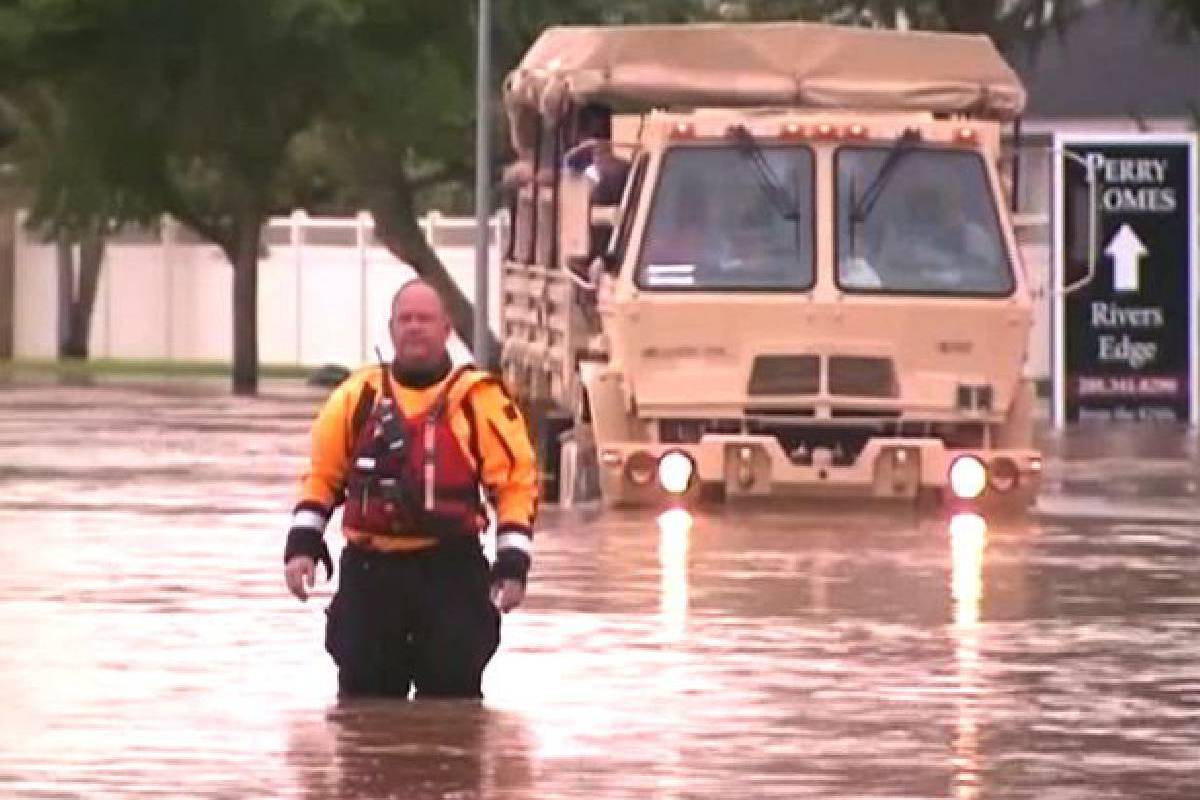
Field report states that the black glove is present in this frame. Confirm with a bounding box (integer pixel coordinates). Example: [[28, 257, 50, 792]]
[[284, 527, 334, 579], [492, 524, 532, 586]]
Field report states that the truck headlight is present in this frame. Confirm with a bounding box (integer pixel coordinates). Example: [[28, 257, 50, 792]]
[[949, 455, 987, 500], [658, 450, 695, 495]]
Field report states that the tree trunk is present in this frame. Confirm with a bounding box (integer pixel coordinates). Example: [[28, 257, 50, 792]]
[[228, 214, 262, 395], [0, 207, 14, 360], [55, 236, 73, 357], [62, 232, 105, 359], [366, 169, 501, 369]]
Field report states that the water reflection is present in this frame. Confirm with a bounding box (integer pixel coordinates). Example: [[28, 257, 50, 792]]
[[950, 512, 987, 800], [950, 512, 987, 621], [286, 700, 534, 800], [657, 507, 693, 641]]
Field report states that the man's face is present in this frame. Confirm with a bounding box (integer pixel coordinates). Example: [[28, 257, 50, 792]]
[[390, 284, 452, 370]]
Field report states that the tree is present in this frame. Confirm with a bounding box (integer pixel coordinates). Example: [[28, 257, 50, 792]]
[[822, 0, 1082, 49], [19, 0, 362, 393], [0, 86, 133, 359], [306, 1, 485, 362], [705, 0, 1086, 50], [0, 7, 141, 361], [1153, 0, 1200, 173], [1156, 0, 1200, 40], [1, 0, 841, 379], [309, 0, 729, 370]]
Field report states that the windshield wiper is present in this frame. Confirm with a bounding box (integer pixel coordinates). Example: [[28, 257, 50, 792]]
[[850, 128, 921, 223], [730, 125, 801, 222]]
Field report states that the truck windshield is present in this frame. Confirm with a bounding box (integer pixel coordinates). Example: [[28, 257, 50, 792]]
[[836, 147, 1013, 296], [637, 145, 814, 291]]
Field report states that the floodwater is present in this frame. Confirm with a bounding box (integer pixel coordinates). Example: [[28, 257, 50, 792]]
[[2, 380, 1200, 799]]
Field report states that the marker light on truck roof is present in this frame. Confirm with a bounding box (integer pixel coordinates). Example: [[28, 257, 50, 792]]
[[780, 122, 807, 140], [670, 122, 696, 139], [955, 127, 978, 143], [846, 123, 868, 139], [658, 450, 695, 495], [949, 455, 988, 500]]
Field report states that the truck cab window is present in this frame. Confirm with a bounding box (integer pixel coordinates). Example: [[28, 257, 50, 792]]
[[636, 145, 815, 291], [837, 147, 1014, 296], [605, 153, 649, 273]]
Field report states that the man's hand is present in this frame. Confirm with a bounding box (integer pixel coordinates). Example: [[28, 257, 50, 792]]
[[285, 555, 318, 601], [490, 579, 526, 613]]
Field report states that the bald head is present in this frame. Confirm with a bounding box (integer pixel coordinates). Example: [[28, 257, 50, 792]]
[[389, 280, 452, 370], [392, 279, 447, 315]]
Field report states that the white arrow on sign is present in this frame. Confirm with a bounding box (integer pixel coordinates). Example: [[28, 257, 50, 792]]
[[1105, 224, 1149, 293]]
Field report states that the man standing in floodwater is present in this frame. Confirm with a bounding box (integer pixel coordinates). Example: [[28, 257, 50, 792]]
[[283, 280, 538, 698]]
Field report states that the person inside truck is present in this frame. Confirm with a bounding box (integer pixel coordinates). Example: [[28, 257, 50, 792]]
[[874, 180, 1002, 291], [640, 173, 715, 284], [562, 103, 632, 271], [563, 103, 631, 207], [714, 189, 796, 280], [640, 151, 812, 289]]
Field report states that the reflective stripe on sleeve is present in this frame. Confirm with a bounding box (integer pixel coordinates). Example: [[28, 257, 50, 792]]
[[292, 508, 329, 532], [496, 531, 533, 556]]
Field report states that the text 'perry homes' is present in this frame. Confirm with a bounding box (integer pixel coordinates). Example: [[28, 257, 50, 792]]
[[1085, 154, 1177, 213]]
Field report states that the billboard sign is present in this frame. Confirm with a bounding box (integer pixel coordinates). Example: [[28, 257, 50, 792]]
[[1052, 134, 1198, 427]]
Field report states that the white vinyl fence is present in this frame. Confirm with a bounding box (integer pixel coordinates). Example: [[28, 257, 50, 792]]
[[12, 210, 503, 368]]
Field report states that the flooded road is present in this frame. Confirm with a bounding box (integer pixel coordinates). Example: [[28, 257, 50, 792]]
[[2, 381, 1200, 799]]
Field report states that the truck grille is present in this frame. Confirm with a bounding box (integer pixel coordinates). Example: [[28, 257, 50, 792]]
[[749, 423, 872, 466], [660, 418, 742, 444], [828, 356, 898, 398], [748, 355, 820, 396]]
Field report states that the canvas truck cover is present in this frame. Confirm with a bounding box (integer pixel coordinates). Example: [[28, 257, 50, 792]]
[[504, 21, 1026, 147]]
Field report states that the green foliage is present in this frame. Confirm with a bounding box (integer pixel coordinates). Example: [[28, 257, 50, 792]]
[[0, 0, 366, 247], [1156, 0, 1200, 40], [799, 0, 1085, 49]]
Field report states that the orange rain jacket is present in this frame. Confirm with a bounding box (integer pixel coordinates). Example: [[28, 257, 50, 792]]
[[285, 363, 537, 580]]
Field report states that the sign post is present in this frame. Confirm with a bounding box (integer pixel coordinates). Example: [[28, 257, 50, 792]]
[[1052, 133, 1198, 428]]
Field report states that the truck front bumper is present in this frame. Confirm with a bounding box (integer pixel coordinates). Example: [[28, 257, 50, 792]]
[[597, 434, 1041, 510]]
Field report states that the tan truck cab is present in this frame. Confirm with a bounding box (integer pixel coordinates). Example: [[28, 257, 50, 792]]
[[500, 21, 1041, 511]]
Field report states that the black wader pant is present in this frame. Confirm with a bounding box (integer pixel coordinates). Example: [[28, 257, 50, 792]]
[[325, 539, 501, 698]]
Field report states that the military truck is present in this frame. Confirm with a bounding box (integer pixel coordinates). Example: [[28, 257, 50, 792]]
[[499, 21, 1041, 510]]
